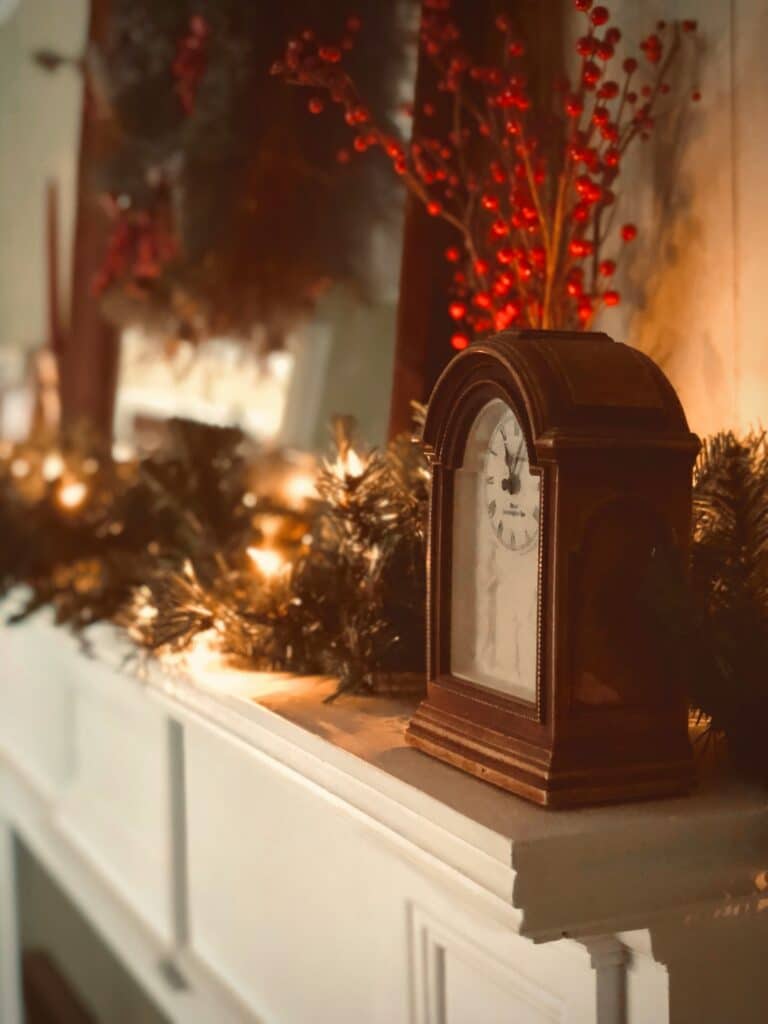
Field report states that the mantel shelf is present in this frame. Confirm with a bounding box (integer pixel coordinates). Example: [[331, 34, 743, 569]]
[[3, 601, 768, 1024], [94, 617, 768, 943]]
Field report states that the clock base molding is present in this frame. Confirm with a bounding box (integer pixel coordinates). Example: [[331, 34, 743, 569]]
[[405, 703, 695, 808]]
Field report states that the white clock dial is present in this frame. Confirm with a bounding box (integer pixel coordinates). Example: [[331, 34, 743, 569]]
[[483, 413, 540, 552], [450, 398, 541, 703]]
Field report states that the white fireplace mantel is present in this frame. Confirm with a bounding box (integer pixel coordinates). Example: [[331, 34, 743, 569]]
[[1, 597, 767, 1024]]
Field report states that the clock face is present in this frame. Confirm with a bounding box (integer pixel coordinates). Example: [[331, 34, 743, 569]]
[[484, 415, 540, 552], [450, 398, 541, 704]]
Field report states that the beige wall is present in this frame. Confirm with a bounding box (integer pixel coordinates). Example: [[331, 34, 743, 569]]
[[0, 0, 86, 358], [1, 2, 765, 440], [593, 0, 767, 437]]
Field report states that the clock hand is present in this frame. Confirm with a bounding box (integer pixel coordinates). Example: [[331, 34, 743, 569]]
[[511, 437, 525, 472], [501, 438, 522, 496]]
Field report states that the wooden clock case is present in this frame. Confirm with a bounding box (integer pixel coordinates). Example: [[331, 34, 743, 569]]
[[405, 330, 700, 807]]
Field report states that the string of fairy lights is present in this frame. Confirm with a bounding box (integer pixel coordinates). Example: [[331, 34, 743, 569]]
[[0, 416, 430, 699], [0, 418, 766, 779]]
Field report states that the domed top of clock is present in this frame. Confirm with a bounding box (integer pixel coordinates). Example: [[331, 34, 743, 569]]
[[423, 330, 697, 470]]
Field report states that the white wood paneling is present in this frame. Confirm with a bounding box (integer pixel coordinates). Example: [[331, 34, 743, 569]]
[[55, 666, 176, 943], [0, 816, 22, 1024], [4, 614, 768, 1023], [732, 0, 768, 429], [0, 607, 74, 798], [594, 0, 766, 437], [410, 905, 597, 1024]]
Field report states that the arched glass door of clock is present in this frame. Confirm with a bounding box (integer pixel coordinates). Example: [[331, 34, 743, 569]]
[[450, 397, 541, 704]]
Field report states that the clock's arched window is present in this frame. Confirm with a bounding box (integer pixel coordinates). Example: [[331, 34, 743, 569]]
[[450, 398, 541, 704]]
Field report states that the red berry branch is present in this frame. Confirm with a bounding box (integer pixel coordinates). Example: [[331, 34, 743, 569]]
[[93, 189, 178, 298], [273, 2, 699, 349], [172, 14, 211, 115]]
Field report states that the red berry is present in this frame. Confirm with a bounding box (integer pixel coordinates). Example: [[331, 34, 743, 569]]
[[599, 259, 616, 277], [319, 46, 342, 63], [590, 6, 610, 26], [445, 246, 461, 263], [598, 80, 620, 99], [565, 95, 584, 118], [623, 57, 638, 73], [574, 0, 592, 10], [426, 201, 442, 216], [569, 238, 594, 258], [577, 299, 593, 323], [576, 36, 595, 57], [474, 258, 490, 276], [583, 61, 601, 87], [451, 333, 470, 351], [308, 97, 324, 115], [449, 301, 467, 320], [621, 223, 637, 242], [473, 291, 492, 309], [508, 41, 525, 57], [571, 202, 590, 222], [481, 193, 499, 211], [353, 136, 368, 153], [603, 290, 620, 306], [336, 148, 351, 164], [604, 147, 620, 167], [606, 27, 621, 44]]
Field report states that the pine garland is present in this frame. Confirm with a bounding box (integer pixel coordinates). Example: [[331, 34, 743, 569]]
[[3, 420, 768, 779], [640, 431, 768, 781], [0, 415, 429, 698]]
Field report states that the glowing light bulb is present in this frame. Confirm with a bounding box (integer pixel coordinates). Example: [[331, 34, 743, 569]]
[[112, 441, 135, 463], [247, 546, 284, 579], [283, 470, 317, 508], [258, 515, 282, 542], [57, 479, 88, 510], [42, 451, 64, 481], [345, 448, 364, 477], [138, 603, 158, 622], [330, 447, 365, 480]]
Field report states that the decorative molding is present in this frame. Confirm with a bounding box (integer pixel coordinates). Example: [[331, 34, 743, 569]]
[[409, 903, 564, 1024], [581, 936, 629, 1024], [0, 815, 22, 1024]]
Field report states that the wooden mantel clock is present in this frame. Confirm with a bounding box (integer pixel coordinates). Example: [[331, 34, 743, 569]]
[[406, 330, 700, 807]]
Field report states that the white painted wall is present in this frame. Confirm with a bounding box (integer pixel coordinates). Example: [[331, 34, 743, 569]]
[[592, 0, 767, 437], [0, 0, 86, 358]]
